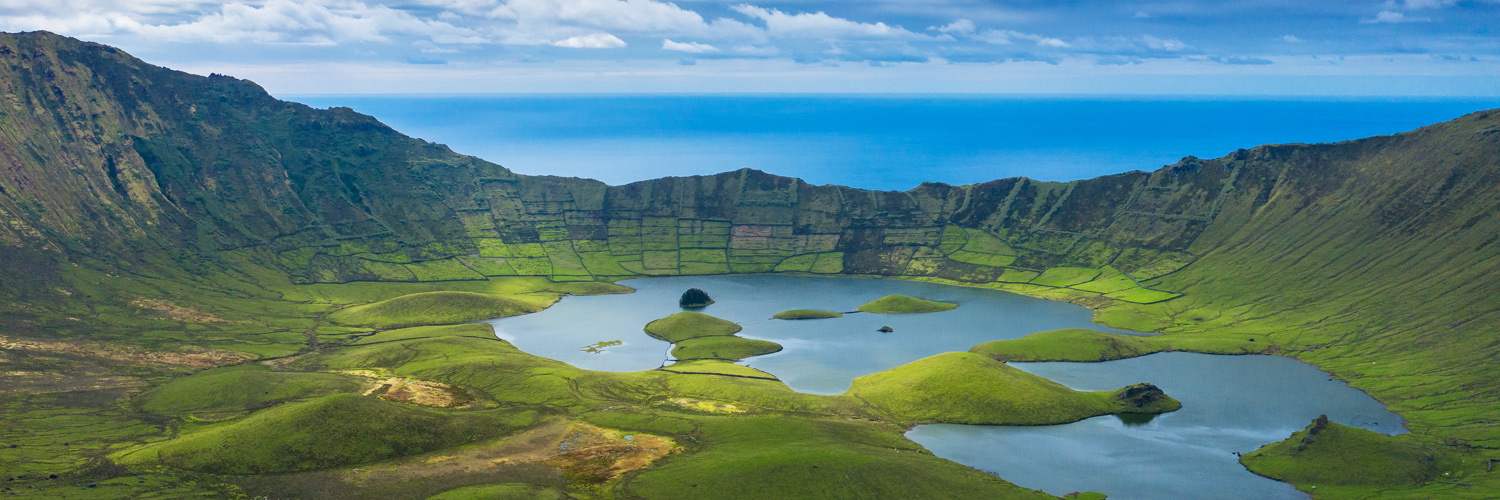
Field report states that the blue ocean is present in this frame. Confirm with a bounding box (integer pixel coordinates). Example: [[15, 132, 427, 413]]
[[289, 95, 1499, 191]]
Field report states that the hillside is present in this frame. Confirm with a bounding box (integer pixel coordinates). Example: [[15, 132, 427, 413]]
[[2, 31, 1498, 498]]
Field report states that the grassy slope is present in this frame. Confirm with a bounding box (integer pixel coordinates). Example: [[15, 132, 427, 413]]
[[116, 393, 537, 474], [1239, 417, 1492, 499], [327, 291, 544, 329], [857, 295, 959, 314], [138, 364, 363, 418], [772, 309, 845, 320]]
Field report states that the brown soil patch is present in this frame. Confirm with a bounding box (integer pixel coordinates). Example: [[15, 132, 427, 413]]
[[0, 335, 251, 369], [347, 372, 473, 408], [130, 298, 233, 324], [343, 419, 676, 488]]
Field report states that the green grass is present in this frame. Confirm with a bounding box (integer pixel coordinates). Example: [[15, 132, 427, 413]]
[[772, 309, 845, 320], [349, 323, 498, 345], [970, 329, 1162, 362], [672, 335, 783, 361], [426, 484, 569, 500], [969, 328, 1268, 362], [947, 250, 1016, 267], [1241, 418, 1449, 497], [1030, 267, 1103, 287], [1070, 266, 1139, 294], [116, 394, 536, 474], [138, 364, 363, 418], [624, 416, 1055, 500], [643, 312, 743, 343], [857, 295, 958, 314], [846, 352, 1180, 425], [997, 268, 1040, 283], [660, 360, 779, 379], [327, 291, 543, 329]]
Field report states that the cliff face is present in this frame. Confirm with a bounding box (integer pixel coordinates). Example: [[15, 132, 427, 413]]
[[3, 32, 1500, 443], [0, 31, 1228, 303]]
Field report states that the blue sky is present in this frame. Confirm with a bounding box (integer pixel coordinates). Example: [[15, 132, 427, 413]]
[[3, 0, 1498, 95]]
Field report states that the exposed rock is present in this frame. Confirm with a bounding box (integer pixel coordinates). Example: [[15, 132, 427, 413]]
[[1115, 382, 1167, 408], [877, 326, 894, 333], [680, 288, 714, 308]]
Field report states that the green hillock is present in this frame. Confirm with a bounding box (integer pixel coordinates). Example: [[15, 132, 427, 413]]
[[1241, 416, 1442, 495], [643, 311, 743, 343], [857, 295, 958, 314], [138, 364, 363, 418], [328, 291, 542, 328], [847, 352, 1179, 425], [672, 336, 783, 361], [772, 309, 845, 320], [116, 394, 533, 474]]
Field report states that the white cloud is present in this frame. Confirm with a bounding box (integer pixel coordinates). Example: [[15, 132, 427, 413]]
[[1361, 10, 1430, 23], [935, 19, 974, 35], [1402, 0, 1457, 9], [1282, 35, 1303, 43], [551, 32, 625, 47], [974, 29, 1069, 48], [662, 38, 717, 53], [1141, 34, 1185, 51], [730, 4, 925, 40], [1132, 11, 1153, 19]]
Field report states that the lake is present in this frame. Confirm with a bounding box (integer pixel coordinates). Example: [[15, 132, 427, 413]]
[[484, 275, 1402, 499], [288, 95, 1499, 191]]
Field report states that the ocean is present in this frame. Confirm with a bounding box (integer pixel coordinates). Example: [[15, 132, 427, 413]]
[[288, 95, 1499, 191]]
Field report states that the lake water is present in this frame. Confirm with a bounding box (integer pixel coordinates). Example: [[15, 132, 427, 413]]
[[290, 95, 1499, 191], [485, 275, 1403, 499], [485, 274, 1141, 393]]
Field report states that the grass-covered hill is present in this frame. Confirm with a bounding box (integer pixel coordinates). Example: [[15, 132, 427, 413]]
[[2, 30, 1499, 499]]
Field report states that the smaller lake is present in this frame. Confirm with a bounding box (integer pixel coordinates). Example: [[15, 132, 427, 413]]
[[484, 275, 1404, 499], [907, 353, 1406, 500], [485, 275, 1139, 393]]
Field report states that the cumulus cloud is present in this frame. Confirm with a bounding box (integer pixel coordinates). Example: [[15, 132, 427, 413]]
[[662, 38, 717, 53], [551, 32, 624, 47], [1281, 35, 1303, 43], [972, 30, 1068, 48]]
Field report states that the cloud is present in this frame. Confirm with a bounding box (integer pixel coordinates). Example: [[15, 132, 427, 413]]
[[1361, 11, 1430, 23], [662, 38, 717, 53], [1132, 12, 1153, 19], [1209, 56, 1273, 65], [1141, 34, 1185, 51], [1282, 35, 1303, 43], [973, 30, 1068, 48], [935, 19, 974, 35], [551, 32, 625, 48], [730, 5, 926, 40], [1401, 0, 1457, 9]]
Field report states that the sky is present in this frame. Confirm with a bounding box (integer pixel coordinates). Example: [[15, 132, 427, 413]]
[[2, 0, 1498, 95]]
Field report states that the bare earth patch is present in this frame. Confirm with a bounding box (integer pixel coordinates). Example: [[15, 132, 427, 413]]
[[130, 298, 233, 324], [669, 397, 745, 414], [347, 371, 473, 408], [0, 335, 251, 369], [341, 419, 676, 488]]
